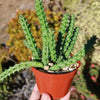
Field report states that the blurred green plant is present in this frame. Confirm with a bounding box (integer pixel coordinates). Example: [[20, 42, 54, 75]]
[[0, 62, 2, 73], [0, 61, 12, 100], [0, 44, 18, 100], [0, 45, 9, 99], [74, 63, 100, 100]]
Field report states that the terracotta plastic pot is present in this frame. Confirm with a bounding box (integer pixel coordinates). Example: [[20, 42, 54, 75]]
[[31, 61, 81, 99]]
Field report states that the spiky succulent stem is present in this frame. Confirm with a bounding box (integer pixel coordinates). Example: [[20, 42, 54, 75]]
[[19, 15, 40, 60], [0, 61, 44, 81], [56, 13, 69, 62], [48, 30, 57, 62], [59, 13, 69, 37], [63, 15, 75, 53], [50, 47, 85, 71], [65, 27, 79, 59], [50, 35, 96, 71], [35, 0, 50, 65]]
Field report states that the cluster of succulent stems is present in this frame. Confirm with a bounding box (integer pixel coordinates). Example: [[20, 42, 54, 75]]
[[0, 0, 90, 81]]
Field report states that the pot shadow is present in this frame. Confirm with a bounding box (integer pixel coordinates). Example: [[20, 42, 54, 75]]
[[82, 36, 100, 99]]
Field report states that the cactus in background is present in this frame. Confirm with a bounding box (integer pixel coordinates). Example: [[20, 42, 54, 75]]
[[0, 0, 94, 82]]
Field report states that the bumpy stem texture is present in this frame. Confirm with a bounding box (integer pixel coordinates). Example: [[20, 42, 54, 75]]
[[0, 61, 44, 81], [56, 13, 69, 62], [48, 30, 57, 62], [65, 27, 79, 59], [50, 35, 97, 71], [35, 0, 49, 65], [50, 47, 85, 71], [59, 13, 69, 37], [63, 15, 75, 53], [19, 15, 40, 60]]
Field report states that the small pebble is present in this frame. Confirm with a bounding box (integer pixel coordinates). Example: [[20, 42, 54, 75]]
[[69, 68, 74, 71], [44, 66, 49, 70], [75, 63, 79, 67], [70, 64, 75, 68], [31, 56, 34, 60], [63, 63, 79, 72], [48, 70, 54, 73], [63, 67, 69, 71], [69, 55, 71, 58], [48, 63, 54, 66]]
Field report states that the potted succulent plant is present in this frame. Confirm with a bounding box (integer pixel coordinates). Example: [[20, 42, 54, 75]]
[[0, 0, 95, 99]]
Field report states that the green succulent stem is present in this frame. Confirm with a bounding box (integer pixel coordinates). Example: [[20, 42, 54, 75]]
[[48, 30, 57, 62], [50, 35, 96, 71], [63, 15, 75, 53], [19, 15, 40, 60], [35, 0, 49, 65], [50, 47, 85, 71], [65, 27, 79, 59], [59, 13, 69, 37], [0, 61, 44, 81], [56, 13, 69, 62]]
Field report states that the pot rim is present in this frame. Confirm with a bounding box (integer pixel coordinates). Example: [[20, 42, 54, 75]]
[[32, 61, 81, 75]]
